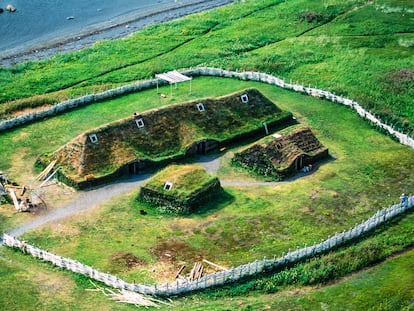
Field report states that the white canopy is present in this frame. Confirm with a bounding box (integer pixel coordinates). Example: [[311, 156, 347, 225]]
[[156, 70, 192, 84], [155, 70, 192, 96]]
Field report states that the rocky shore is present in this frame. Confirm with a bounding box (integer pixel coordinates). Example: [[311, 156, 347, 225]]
[[0, 0, 233, 67]]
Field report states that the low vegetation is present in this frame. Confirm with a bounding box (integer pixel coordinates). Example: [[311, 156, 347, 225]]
[[0, 0, 413, 309], [0, 0, 413, 134], [139, 164, 223, 214]]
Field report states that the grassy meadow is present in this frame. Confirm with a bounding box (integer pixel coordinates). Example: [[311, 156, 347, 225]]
[[0, 0, 413, 133], [0, 0, 414, 310]]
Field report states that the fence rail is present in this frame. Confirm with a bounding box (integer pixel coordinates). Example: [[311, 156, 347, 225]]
[[2, 195, 413, 296], [0, 67, 413, 149]]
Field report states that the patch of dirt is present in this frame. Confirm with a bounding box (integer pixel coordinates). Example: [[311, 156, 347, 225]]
[[109, 252, 146, 270], [298, 11, 332, 23], [150, 238, 203, 265], [384, 68, 414, 94]]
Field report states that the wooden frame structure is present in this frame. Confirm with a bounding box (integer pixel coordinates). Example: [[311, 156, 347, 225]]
[[156, 70, 192, 96]]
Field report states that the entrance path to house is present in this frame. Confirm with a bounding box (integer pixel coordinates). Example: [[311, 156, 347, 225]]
[[8, 153, 331, 237], [8, 174, 151, 237]]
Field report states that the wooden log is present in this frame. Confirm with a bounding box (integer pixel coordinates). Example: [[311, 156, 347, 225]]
[[189, 262, 199, 281], [4, 185, 23, 189], [189, 263, 196, 281], [36, 160, 56, 181], [39, 167, 59, 188], [8, 189, 20, 211], [175, 265, 185, 279], [197, 265, 204, 280], [202, 259, 228, 271]]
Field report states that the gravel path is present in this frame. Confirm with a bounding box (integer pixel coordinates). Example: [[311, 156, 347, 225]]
[[6, 154, 227, 237], [8, 174, 151, 237], [7, 155, 332, 237], [8, 156, 223, 237]]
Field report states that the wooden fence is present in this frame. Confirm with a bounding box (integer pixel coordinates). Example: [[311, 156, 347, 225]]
[[2, 195, 413, 296], [0, 67, 413, 150]]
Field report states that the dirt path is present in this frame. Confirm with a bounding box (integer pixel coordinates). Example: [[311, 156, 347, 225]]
[[8, 174, 151, 237], [7, 153, 329, 237], [5, 154, 228, 237], [8, 155, 225, 237]]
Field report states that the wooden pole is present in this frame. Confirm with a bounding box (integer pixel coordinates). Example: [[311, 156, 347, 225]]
[[39, 167, 59, 188], [36, 160, 56, 181], [8, 189, 20, 211], [175, 265, 185, 279], [202, 259, 228, 271]]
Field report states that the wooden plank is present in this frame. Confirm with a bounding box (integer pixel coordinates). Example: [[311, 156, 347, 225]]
[[202, 259, 228, 271], [197, 265, 204, 279], [175, 265, 185, 279], [39, 167, 59, 188], [36, 160, 56, 181], [8, 189, 20, 211]]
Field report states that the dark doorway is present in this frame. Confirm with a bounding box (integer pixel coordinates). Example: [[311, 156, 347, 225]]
[[197, 141, 206, 154], [295, 156, 304, 170], [128, 162, 140, 175]]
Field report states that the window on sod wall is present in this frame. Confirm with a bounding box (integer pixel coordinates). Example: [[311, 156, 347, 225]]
[[135, 118, 145, 128], [89, 134, 98, 143], [240, 94, 249, 104], [164, 181, 173, 191], [196, 103, 205, 112]]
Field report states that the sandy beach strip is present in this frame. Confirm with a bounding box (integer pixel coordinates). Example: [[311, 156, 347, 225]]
[[0, 0, 233, 67]]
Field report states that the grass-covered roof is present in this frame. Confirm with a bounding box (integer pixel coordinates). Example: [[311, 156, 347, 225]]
[[39, 88, 291, 185]]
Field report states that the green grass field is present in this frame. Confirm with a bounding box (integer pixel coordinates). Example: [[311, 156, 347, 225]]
[[1, 77, 412, 310], [0, 0, 413, 133], [0, 0, 413, 309]]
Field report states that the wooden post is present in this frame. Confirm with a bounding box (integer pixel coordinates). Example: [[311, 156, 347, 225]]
[[263, 123, 269, 135], [175, 265, 185, 279]]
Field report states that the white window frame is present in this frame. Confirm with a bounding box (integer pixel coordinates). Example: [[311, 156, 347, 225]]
[[89, 134, 98, 143], [196, 103, 205, 112], [164, 181, 173, 191], [240, 94, 249, 103], [135, 118, 145, 128]]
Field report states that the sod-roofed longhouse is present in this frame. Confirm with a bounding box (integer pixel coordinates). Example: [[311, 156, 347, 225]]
[[37, 88, 292, 188], [139, 165, 222, 214], [233, 127, 329, 180]]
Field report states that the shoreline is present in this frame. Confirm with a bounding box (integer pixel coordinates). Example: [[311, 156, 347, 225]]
[[0, 0, 233, 67]]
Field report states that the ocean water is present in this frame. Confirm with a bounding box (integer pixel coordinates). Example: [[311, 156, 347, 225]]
[[0, 0, 231, 60]]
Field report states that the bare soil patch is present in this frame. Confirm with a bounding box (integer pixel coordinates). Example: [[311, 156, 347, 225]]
[[109, 252, 146, 270]]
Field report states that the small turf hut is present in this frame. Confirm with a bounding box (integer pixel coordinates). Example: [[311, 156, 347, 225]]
[[139, 165, 222, 214], [233, 127, 329, 180]]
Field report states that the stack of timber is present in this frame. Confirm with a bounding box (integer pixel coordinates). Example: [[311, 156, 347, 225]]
[[3, 183, 45, 212], [36, 161, 56, 180], [189, 262, 204, 282], [88, 281, 172, 308], [6, 186, 32, 212]]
